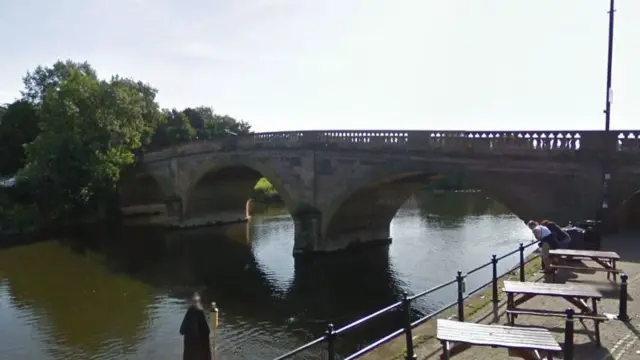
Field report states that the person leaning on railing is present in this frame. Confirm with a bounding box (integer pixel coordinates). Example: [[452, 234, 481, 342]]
[[527, 220, 561, 272], [541, 220, 572, 249]]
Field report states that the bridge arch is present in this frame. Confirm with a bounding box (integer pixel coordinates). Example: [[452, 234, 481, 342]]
[[184, 156, 300, 222], [615, 190, 640, 231], [320, 162, 548, 250], [119, 172, 173, 207]]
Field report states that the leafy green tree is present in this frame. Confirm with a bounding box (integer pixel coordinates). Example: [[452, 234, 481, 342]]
[[21, 60, 97, 103], [0, 100, 39, 176], [19, 68, 162, 218], [182, 106, 251, 139], [148, 109, 196, 150]]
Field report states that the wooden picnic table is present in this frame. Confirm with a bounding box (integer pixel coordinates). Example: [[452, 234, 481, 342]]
[[503, 281, 606, 346], [549, 249, 621, 281], [436, 319, 561, 360]]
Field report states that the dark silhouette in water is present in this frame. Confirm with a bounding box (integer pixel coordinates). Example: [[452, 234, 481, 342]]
[[180, 292, 212, 360]]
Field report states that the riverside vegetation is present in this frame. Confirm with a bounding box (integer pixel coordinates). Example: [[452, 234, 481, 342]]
[[0, 60, 470, 235], [0, 60, 250, 234]]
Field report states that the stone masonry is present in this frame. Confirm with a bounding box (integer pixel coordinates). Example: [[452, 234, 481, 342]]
[[119, 130, 640, 255]]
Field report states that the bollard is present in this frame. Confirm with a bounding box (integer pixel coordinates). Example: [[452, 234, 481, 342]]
[[456, 271, 465, 322], [519, 243, 525, 282], [326, 323, 336, 360], [563, 308, 574, 360], [401, 292, 417, 359], [210, 302, 219, 359], [618, 273, 629, 322], [491, 254, 498, 304]]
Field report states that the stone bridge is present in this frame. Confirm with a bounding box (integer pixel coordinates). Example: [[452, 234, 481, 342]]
[[118, 130, 640, 255]]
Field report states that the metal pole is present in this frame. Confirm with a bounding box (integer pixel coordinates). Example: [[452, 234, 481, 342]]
[[599, 0, 615, 226], [604, 0, 615, 131], [210, 302, 219, 359]]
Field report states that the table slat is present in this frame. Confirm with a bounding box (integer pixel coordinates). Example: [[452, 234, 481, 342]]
[[549, 249, 620, 260], [502, 281, 602, 298], [436, 320, 561, 351]]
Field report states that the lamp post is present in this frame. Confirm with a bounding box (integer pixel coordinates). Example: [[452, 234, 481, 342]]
[[599, 0, 615, 227]]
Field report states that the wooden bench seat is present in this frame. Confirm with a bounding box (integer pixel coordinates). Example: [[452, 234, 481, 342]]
[[506, 308, 608, 321], [550, 264, 621, 273], [437, 319, 561, 359]]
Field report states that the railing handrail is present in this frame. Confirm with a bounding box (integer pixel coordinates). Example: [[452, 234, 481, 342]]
[[272, 240, 542, 360], [141, 129, 640, 159]]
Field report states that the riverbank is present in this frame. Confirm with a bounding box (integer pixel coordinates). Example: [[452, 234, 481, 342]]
[[361, 253, 543, 360], [364, 233, 640, 359]]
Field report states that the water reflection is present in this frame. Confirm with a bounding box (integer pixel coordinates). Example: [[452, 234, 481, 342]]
[[0, 240, 156, 360], [415, 191, 513, 228], [0, 192, 531, 360]]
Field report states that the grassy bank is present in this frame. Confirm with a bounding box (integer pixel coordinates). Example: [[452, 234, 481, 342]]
[[252, 177, 282, 204], [361, 254, 542, 360]]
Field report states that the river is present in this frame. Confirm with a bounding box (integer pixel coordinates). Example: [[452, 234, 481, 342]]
[[0, 192, 533, 360]]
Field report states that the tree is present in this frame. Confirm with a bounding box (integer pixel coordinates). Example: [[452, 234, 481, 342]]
[[21, 60, 97, 104], [149, 109, 196, 150], [147, 106, 251, 150], [182, 106, 251, 139], [0, 100, 39, 176], [19, 68, 162, 218]]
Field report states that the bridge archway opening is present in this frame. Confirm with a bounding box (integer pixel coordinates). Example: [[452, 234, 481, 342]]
[[322, 170, 534, 249], [119, 174, 168, 218], [617, 191, 640, 231], [185, 165, 294, 224]]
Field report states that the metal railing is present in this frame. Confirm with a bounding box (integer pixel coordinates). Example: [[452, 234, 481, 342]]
[[273, 240, 542, 360]]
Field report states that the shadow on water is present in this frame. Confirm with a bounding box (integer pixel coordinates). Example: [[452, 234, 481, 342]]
[[0, 221, 405, 358], [415, 191, 513, 228], [0, 192, 528, 359], [0, 235, 156, 360]]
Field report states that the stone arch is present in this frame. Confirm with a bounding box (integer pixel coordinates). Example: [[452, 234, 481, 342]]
[[184, 156, 299, 222], [320, 161, 556, 250], [615, 190, 640, 231], [119, 172, 173, 207]]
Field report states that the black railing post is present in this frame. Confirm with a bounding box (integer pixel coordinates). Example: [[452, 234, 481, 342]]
[[618, 273, 629, 321], [326, 323, 336, 360], [519, 243, 525, 282], [491, 254, 499, 304], [401, 292, 417, 359], [563, 308, 575, 360], [456, 271, 465, 322]]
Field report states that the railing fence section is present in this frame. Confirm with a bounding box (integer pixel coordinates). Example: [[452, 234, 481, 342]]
[[273, 240, 541, 360]]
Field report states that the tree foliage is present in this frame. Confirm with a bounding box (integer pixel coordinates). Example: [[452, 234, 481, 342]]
[[19, 63, 162, 217], [0, 59, 252, 224], [147, 106, 251, 150], [0, 100, 39, 176]]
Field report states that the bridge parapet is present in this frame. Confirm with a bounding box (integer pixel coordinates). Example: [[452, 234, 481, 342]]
[[141, 130, 640, 162]]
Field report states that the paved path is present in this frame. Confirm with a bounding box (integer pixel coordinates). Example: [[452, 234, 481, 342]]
[[411, 233, 640, 360]]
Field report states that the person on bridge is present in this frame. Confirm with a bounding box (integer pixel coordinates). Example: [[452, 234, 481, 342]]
[[180, 292, 212, 360], [527, 220, 561, 272]]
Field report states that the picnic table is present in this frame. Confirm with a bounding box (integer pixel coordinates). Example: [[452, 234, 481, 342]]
[[436, 319, 561, 360], [548, 249, 621, 281], [503, 281, 606, 346]]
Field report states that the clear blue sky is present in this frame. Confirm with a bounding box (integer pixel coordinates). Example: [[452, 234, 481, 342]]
[[1, 0, 639, 132]]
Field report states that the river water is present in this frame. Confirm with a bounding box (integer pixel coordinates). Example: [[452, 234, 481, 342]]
[[0, 192, 533, 360]]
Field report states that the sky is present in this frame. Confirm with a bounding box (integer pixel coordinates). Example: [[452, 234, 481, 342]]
[[1, 0, 639, 132]]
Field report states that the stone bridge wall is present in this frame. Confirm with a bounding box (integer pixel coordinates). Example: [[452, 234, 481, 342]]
[[119, 130, 640, 255]]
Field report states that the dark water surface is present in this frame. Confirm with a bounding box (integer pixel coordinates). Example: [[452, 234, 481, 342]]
[[0, 192, 533, 360]]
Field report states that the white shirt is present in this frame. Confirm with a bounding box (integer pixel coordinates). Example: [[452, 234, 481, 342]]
[[533, 225, 551, 240]]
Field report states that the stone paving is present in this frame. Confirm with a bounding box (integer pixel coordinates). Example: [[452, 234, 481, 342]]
[[410, 233, 640, 360]]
